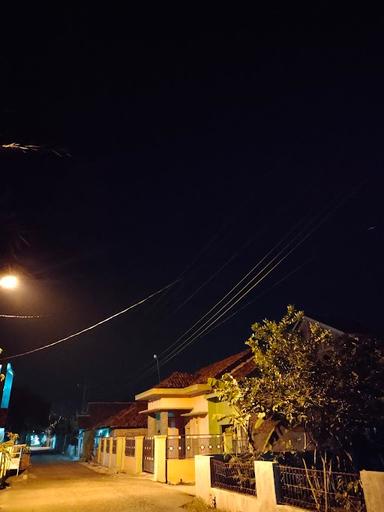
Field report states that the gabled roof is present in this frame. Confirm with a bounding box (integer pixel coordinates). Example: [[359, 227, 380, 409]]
[[158, 371, 195, 388], [78, 402, 131, 430], [95, 402, 147, 429], [193, 349, 254, 384], [135, 349, 256, 400], [136, 315, 345, 399]]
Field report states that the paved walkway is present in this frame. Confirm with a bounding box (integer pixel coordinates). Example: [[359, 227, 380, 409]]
[[0, 454, 195, 512]]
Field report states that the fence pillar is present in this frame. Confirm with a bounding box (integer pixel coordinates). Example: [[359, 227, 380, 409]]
[[254, 461, 279, 511], [116, 437, 125, 471], [360, 470, 384, 512], [154, 435, 167, 483], [195, 455, 213, 503], [96, 440, 101, 464], [134, 436, 144, 473], [102, 439, 108, 466], [108, 438, 114, 468]]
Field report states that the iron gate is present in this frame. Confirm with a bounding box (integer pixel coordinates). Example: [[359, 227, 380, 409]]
[[143, 437, 154, 473]]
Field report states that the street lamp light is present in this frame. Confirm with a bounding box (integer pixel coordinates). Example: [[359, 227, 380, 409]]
[[0, 275, 19, 290]]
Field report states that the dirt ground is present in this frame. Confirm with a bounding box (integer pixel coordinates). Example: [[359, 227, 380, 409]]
[[0, 454, 196, 512]]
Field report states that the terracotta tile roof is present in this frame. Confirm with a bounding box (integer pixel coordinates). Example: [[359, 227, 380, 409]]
[[231, 357, 257, 379], [78, 402, 131, 430], [157, 371, 196, 388], [142, 350, 256, 392], [95, 402, 147, 429], [192, 349, 253, 384]]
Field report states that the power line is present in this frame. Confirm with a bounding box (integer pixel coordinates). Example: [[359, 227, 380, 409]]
[[132, 259, 311, 387], [0, 280, 178, 362], [157, 186, 358, 368], [131, 213, 318, 382], [201, 258, 313, 337], [135, 185, 359, 382], [0, 314, 42, 319]]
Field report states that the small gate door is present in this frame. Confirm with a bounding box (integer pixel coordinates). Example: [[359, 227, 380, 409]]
[[143, 437, 154, 473]]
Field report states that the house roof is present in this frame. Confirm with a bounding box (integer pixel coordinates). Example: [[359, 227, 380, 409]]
[[136, 315, 345, 399], [135, 349, 256, 401], [157, 371, 196, 388], [192, 349, 254, 384], [95, 402, 147, 429], [152, 350, 254, 390], [78, 402, 131, 430]]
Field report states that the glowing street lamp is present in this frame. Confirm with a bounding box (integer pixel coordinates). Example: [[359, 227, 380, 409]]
[[0, 275, 19, 290]]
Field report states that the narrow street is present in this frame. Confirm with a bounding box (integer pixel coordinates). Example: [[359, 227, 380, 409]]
[[0, 454, 195, 512]]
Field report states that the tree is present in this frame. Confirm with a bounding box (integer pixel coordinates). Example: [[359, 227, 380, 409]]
[[211, 306, 384, 466]]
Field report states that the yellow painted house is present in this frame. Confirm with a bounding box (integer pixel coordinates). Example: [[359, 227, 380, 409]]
[[135, 349, 255, 438]]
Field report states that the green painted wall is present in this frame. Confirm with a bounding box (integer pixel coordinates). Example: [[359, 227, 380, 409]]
[[208, 397, 235, 434]]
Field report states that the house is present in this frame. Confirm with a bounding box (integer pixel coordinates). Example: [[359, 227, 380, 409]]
[[77, 402, 132, 459], [94, 401, 147, 438], [135, 315, 346, 457], [135, 349, 257, 441]]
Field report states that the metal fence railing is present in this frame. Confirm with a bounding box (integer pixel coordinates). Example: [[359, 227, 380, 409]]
[[143, 437, 154, 473], [125, 437, 135, 457], [232, 436, 249, 455], [210, 458, 256, 496], [278, 465, 366, 511], [167, 435, 223, 459]]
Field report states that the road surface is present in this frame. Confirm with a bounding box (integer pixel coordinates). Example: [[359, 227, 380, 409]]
[[0, 454, 195, 512]]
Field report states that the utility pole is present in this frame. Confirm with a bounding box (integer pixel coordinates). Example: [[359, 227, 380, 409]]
[[153, 354, 161, 384]]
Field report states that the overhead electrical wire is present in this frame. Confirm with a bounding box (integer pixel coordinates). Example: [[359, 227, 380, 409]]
[[132, 260, 311, 386], [0, 314, 42, 319], [0, 280, 178, 361], [149, 210, 314, 365], [132, 211, 324, 382], [134, 185, 359, 383], [157, 194, 349, 368], [201, 258, 312, 337], [132, 214, 320, 382]]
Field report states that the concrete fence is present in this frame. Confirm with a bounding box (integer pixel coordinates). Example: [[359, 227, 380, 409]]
[[195, 455, 383, 512], [96, 436, 145, 474]]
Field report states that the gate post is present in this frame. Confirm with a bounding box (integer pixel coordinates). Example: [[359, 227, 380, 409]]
[[135, 436, 144, 473], [154, 435, 167, 483], [254, 461, 280, 510], [116, 437, 125, 471]]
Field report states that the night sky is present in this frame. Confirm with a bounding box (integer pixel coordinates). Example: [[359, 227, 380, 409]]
[[0, 7, 383, 414]]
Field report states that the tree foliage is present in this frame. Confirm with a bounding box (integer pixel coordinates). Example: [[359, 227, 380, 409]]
[[211, 306, 384, 463]]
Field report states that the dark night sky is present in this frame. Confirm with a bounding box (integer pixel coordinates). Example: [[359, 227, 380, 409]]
[[0, 7, 383, 414]]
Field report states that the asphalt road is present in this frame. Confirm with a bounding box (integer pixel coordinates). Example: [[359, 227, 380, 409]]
[[0, 454, 195, 512]]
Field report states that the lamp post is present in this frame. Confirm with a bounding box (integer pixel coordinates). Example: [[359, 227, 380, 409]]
[[153, 354, 161, 384]]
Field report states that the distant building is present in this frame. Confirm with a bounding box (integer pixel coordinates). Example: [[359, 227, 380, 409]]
[[0, 363, 14, 441], [77, 402, 132, 459]]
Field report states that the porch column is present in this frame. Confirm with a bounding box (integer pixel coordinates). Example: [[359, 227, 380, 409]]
[[154, 435, 167, 483]]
